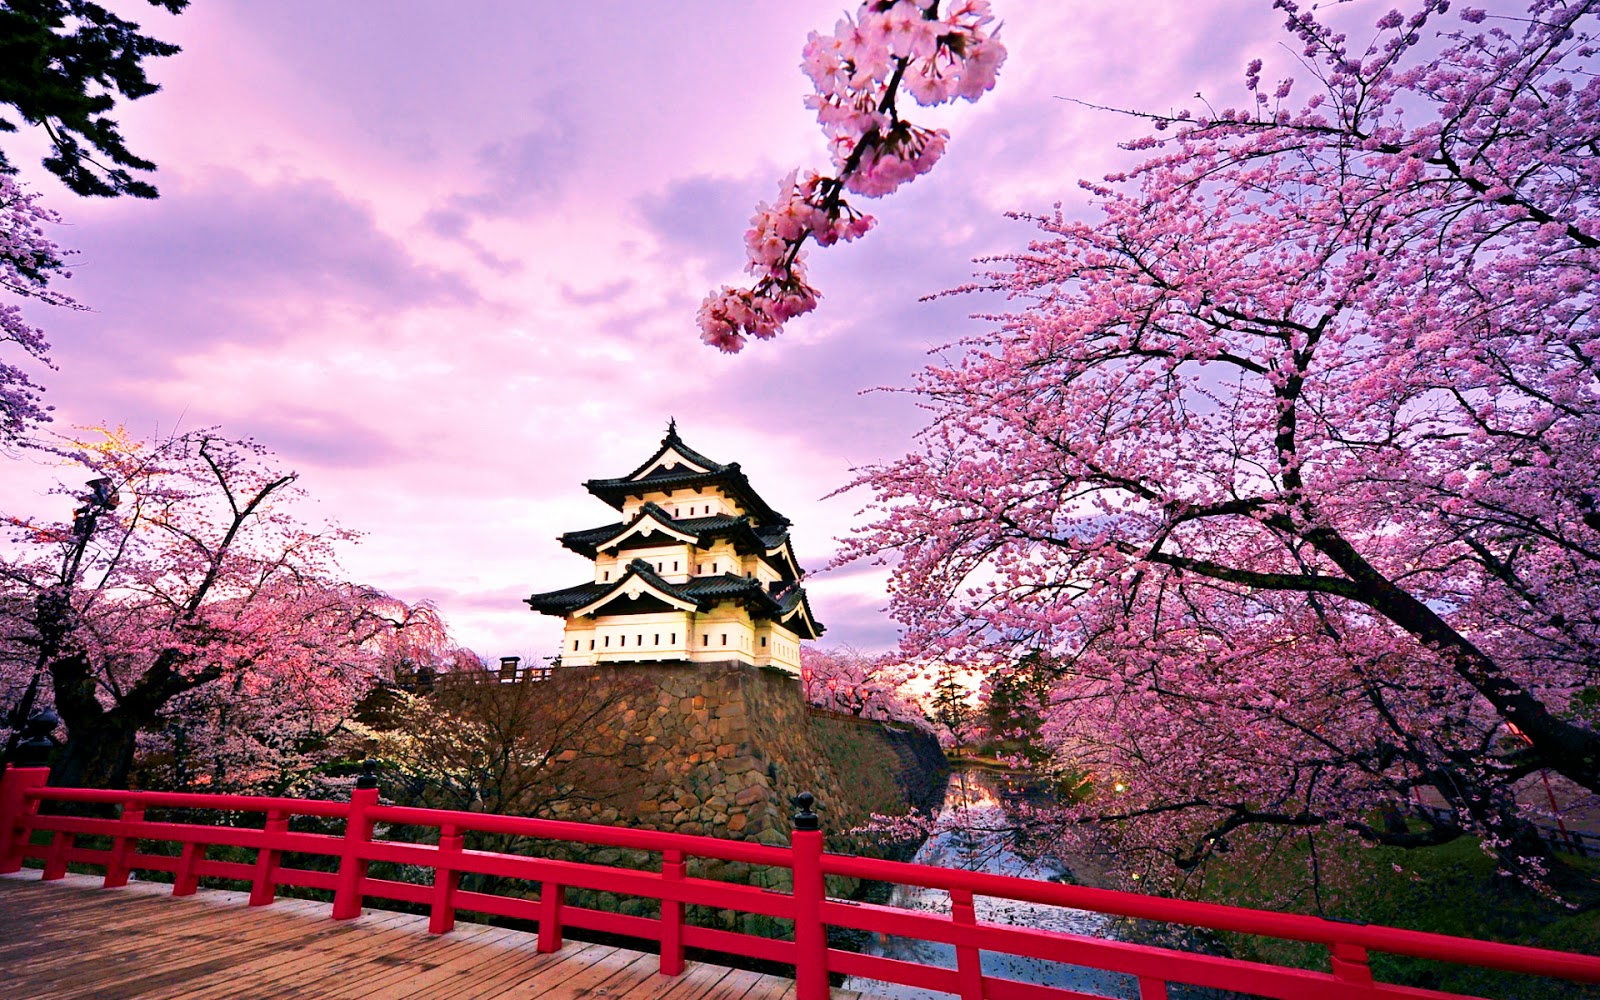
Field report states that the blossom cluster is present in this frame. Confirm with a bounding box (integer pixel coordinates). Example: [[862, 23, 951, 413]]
[[0, 175, 76, 443], [698, 0, 1005, 352], [836, 0, 1600, 885]]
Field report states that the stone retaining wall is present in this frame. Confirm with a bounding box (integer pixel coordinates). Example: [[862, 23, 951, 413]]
[[530, 660, 947, 928]]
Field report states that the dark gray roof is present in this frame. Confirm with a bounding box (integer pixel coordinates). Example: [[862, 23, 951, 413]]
[[558, 504, 796, 574], [526, 558, 823, 636], [617, 423, 728, 482]]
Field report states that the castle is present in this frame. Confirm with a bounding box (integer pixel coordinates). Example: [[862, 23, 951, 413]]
[[525, 422, 823, 673]]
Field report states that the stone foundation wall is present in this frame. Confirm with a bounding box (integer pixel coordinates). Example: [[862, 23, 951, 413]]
[[547, 660, 944, 840], [527, 660, 947, 928]]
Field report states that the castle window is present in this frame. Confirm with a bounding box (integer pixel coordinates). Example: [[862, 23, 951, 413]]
[[603, 571, 609, 581], [637, 634, 643, 646], [721, 633, 728, 646], [761, 637, 767, 648], [604, 636, 610, 647], [673, 561, 679, 571], [702, 634, 709, 646], [573, 640, 579, 651], [654, 633, 660, 644], [620, 634, 625, 646], [671, 632, 677, 644], [589, 640, 595, 650]]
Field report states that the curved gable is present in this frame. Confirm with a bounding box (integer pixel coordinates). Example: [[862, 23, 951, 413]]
[[573, 563, 700, 618], [598, 505, 698, 553]]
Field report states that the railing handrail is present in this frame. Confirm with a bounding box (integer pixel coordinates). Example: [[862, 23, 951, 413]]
[[820, 849, 1596, 981], [3, 765, 1599, 1000]]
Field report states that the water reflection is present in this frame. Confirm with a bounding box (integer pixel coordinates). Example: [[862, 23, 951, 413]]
[[843, 767, 1136, 1000]]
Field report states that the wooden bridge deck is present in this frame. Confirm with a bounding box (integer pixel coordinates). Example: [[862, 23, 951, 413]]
[[0, 872, 859, 1000]]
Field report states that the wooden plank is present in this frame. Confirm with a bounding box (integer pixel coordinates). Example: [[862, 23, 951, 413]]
[[476, 947, 660, 1000], [339, 922, 538, 1000], [455, 943, 638, 1000], [42, 890, 372, 997], [637, 960, 749, 1000], [5, 886, 274, 996], [139, 909, 423, 999], [422, 940, 618, 1000], [273, 915, 522, 1000], [0, 872, 822, 1000], [44, 903, 396, 999]]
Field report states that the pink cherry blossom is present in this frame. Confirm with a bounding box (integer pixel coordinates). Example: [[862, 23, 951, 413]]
[[0, 176, 78, 445], [837, 0, 1600, 886], [700, 0, 1006, 351]]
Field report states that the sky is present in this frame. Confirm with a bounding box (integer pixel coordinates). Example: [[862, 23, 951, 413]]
[[0, 0, 1320, 660]]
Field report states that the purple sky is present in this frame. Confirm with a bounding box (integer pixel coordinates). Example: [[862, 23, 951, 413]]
[[1, 1, 1312, 659]]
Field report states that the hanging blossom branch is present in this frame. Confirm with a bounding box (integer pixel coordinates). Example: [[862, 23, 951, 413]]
[[0, 175, 79, 444], [698, 0, 1006, 353]]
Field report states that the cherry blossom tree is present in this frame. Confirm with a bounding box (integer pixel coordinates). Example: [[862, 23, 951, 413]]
[[0, 1, 188, 444], [0, 176, 76, 445], [840, 0, 1600, 879], [801, 644, 934, 732], [0, 427, 440, 789], [698, 0, 1005, 352]]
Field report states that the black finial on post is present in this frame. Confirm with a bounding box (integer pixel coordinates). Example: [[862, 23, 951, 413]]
[[15, 709, 59, 769], [791, 791, 819, 831], [356, 758, 380, 790]]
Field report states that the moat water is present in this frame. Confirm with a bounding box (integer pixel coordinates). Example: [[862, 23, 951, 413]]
[[842, 766, 1137, 1000]]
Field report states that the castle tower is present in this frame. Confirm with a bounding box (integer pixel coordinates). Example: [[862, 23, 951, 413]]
[[525, 422, 824, 674]]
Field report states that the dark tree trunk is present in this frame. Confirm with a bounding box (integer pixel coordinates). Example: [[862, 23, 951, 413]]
[[50, 713, 140, 790]]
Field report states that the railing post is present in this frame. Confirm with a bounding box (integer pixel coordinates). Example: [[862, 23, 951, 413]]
[[0, 765, 50, 874], [250, 809, 289, 906], [332, 760, 381, 920], [537, 880, 565, 953], [104, 797, 144, 888], [173, 840, 205, 896], [951, 889, 985, 1000], [660, 848, 686, 976], [1136, 978, 1171, 1000], [791, 792, 828, 1000], [1330, 941, 1376, 990], [429, 823, 463, 934], [42, 829, 72, 880]]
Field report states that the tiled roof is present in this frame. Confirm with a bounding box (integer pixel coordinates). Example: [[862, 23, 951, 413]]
[[616, 423, 728, 482], [526, 558, 823, 634], [754, 524, 790, 549], [584, 464, 789, 526], [558, 504, 797, 574], [524, 581, 609, 615]]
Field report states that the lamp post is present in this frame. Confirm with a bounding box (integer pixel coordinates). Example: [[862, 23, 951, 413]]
[[1, 478, 120, 770]]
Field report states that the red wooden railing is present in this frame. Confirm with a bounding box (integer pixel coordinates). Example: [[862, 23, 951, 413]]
[[3, 764, 1598, 1000]]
